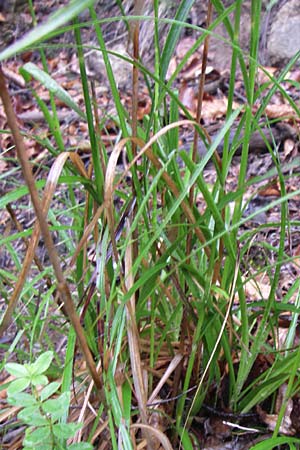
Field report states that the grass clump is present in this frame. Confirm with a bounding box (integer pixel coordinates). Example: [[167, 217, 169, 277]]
[[1, 0, 300, 448]]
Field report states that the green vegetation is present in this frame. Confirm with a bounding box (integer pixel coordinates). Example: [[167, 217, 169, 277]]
[[1, 0, 300, 448], [5, 352, 92, 450]]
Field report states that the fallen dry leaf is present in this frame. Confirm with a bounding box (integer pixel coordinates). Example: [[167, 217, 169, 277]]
[[201, 97, 239, 121], [0, 158, 8, 173], [259, 182, 281, 197], [289, 69, 300, 82], [2, 67, 25, 88], [166, 56, 177, 80], [264, 104, 299, 119], [137, 95, 152, 120], [243, 273, 271, 301], [257, 66, 277, 85], [291, 244, 300, 276], [257, 384, 296, 436], [176, 36, 199, 59], [179, 83, 196, 114], [181, 55, 203, 80], [283, 138, 296, 157]]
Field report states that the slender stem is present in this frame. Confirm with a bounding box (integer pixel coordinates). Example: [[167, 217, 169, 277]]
[[0, 66, 102, 392]]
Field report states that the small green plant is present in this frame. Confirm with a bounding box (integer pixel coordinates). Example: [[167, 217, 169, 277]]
[[5, 351, 93, 450]]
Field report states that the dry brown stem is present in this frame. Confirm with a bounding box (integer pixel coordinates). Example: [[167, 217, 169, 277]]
[[0, 66, 102, 392]]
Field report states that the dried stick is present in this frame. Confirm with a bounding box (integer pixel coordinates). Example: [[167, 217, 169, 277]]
[[0, 65, 102, 391]]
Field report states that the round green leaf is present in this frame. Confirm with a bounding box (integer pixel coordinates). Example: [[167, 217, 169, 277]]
[[30, 351, 53, 375], [52, 422, 82, 439], [7, 392, 37, 407], [68, 444, 94, 450], [31, 374, 49, 387], [23, 426, 51, 446], [40, 382, 61, 401], [7, 378, 30, 395], [42, 391, 70, 420], [5, 362, 28, 378], [18, 406, 48, 426]]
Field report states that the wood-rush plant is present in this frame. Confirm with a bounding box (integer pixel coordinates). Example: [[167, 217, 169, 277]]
[[2, 0, 300, 448]]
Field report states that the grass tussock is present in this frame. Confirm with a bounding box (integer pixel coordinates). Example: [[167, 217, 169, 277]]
[[1, 0, 300, 448]]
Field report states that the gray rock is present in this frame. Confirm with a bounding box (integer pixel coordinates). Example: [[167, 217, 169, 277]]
[[267, 0, 300, 65], [211, 0, 300, 70]]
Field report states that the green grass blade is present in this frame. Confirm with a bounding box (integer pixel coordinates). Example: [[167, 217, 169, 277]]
[[20, 63, 86, 120], [0, 0, 97, 61], [160, 0, 194, 81]]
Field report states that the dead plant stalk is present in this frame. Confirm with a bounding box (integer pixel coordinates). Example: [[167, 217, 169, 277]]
[[0, 66, 102, 392]]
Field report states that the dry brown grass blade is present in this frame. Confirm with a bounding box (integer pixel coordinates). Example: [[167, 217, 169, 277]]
[[191, 0, 213, 165], [0, 67, 101, 391], [147, 353, 183, 405], [70, 361, 102, 445], [124, 223, 145, 408], [125, 217, 156, 450], [104, 135, 155, 449], [131, 423, 173, 450], [6, 202, 53, 292], [131, 0, 142, 148], [145, 146, 210, 258], [68, 151, 103, 271], [130, 0, 143, 272], [115, 120, 208, 188], [69, 152, 90, 178], [0, 151, 70, 335], [0, 402, 20, 424], [6, 203, 44, 273], [107, 121, 211, 259], [91, 80, 107, 177], [104, 136, 144, 263], [69, 203, 105, 268], [187, 0, 214, 253]]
